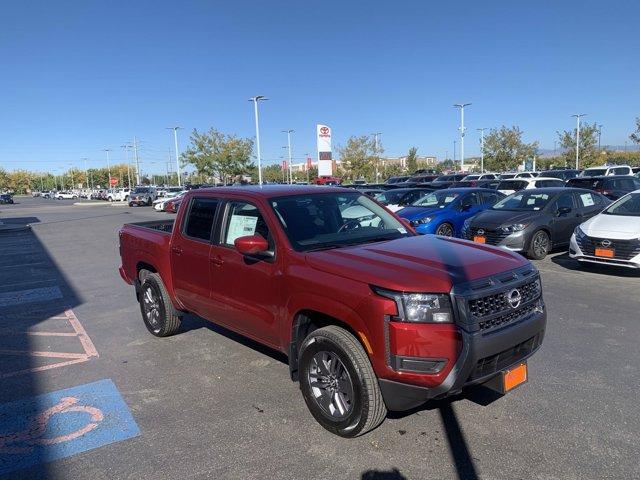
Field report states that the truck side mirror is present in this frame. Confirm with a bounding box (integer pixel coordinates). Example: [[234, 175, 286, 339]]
[[235, 235, 270, 256]]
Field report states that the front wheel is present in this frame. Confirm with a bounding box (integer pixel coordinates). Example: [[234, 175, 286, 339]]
[[298, 326, 387, 437], [435, 222, 454, 237], [527, 230, 550, 260], [138, 272, 181, 337]]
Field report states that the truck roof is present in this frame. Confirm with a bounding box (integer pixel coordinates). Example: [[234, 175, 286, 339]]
[[197, 184, 348, 198]]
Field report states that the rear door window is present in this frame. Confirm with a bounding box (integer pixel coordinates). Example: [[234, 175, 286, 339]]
[[184, 198, 219, 241], [555, 192, 575, 211]]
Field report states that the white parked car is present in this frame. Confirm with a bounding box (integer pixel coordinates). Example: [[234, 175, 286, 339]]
[[55, 191, 78, 199], [570, 190, 640, 268], [153, 190, 186, 211], [500, 171, 539, 179], [107, 188, 131, 202], [580, 165, 633, 177], [496, 177, 565, 195], [462, 173, 498, 181]]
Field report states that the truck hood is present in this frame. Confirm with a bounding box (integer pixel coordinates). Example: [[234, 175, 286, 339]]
[[305, 235, 528, 293]]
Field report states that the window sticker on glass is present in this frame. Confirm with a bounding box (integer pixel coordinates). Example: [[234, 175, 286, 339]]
[[527, 199, 536, 205], [398, 227, 407, 234], [580, 193, 594, 207], [227, 215, 258, 244]]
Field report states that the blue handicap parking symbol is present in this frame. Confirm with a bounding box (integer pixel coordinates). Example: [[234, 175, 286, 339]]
[[0, 379, 140, 475]]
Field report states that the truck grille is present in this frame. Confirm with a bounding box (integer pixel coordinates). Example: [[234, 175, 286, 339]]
[[452, 266, 543, 333], [576, 235, 640, 261], [467, 227, 509, 245], [468, 279, 540, 318]]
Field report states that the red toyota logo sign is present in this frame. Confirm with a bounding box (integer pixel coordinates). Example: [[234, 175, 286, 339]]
[[320, 126, 329, 135]]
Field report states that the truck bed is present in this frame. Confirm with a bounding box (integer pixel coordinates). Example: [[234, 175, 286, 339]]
[[126, 220, 174, 234]]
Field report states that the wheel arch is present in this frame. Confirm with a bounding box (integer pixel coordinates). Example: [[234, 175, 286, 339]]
[[288, 309, 371, 382]]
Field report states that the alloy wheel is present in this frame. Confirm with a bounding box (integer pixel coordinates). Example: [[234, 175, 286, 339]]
[[307, 351, 354, 419]]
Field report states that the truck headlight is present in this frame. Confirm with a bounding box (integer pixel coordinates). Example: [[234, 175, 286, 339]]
[[372, 287, 453, 323]]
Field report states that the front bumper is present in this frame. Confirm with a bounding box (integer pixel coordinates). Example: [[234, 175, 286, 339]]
[[379, 309, 545, 410], [569, 234, 640, 268], [378, 265, 546, 411]]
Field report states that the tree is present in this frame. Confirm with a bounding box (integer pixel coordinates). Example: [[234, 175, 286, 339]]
[[338, 135, 376, 182], [557, 122, 599, 168], [482, 126, 539, 171], [262, 164, 286, 183], [406, 147, 418, 173], [181, 128, 254, 184], [630, 117, 640, 145]]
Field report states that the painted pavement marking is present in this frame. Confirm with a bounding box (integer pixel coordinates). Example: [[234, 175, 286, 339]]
[[0, 379, 140, 475], [0, 309, 99, 380]]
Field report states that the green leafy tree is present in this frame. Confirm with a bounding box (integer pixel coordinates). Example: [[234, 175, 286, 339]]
[[262, 164, 286, 183], [483, 126, 539, 171], [406, 147, 418, 173], [181, 128, 254, 184], [557, 122, 599, 168], [338, 135, 376, 182], [630, 117, 640, 145]]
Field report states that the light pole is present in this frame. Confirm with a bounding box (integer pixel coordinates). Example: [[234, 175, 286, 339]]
[[121, 144, 132, 188], [453, 140, 457, 163], [477, 127, 487, 173], [167, 127, 182, 187], [454, 103, 471, 172], [571, 114, 586, 169], [371, 132, 382, 182], [598, 124, 603, 151], [103, 149, 112, 188], [249, 96, 268, 185], [283, 129, 294, 184]]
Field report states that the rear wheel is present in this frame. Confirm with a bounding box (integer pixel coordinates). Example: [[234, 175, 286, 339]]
[[435, 222, 454, 237], [527, 230, 550, 260], [138, 272, 181, 336], [298, 326, 386, 437]]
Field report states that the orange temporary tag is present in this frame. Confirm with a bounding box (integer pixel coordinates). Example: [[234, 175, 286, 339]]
[[503, 363, 527, 392]]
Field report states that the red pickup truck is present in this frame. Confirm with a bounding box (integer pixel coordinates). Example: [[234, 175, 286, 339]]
[[119, 185, 546, 437]]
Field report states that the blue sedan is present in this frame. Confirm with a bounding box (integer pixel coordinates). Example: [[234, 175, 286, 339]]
[[397, 188, 505, 237]]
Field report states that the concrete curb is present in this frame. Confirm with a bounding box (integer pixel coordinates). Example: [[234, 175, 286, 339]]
[[73, 202, 108, 206]]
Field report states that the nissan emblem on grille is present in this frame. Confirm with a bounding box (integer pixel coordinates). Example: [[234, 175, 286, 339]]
[[477, 228, 485, 235], [601, 239, 611, 247], [506, 289, 522, 309]]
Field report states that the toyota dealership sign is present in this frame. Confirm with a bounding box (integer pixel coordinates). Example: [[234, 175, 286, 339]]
[[316, 124, 333, 176]]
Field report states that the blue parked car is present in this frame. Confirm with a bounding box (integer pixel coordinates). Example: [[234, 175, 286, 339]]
[[397, 188, 505, 237]]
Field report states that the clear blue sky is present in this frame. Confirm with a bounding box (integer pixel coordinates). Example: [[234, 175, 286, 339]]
[[1, 0, 638, 175]]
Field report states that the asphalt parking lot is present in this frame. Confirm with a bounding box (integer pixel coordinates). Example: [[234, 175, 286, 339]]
[[1, 197, 639, 480]]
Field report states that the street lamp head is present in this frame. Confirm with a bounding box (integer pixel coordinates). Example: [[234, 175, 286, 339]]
[[249, 95, 268, 102], [453, 103, 472, 108]]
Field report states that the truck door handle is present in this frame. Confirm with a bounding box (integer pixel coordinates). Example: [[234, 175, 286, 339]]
[[171, 246, 183, 255], [210, 256, 224, 266]]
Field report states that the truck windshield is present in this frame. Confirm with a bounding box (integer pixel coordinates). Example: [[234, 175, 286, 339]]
[[603, 193, 640, 216], [493, 192, 551, 211], [270, 192, 412, 252]]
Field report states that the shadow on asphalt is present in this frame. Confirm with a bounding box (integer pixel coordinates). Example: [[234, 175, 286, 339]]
[[180, 314, 289, 365], [361, 468, 407, 479], [550, 252, 640, 277], [0, 218, 82, 478]]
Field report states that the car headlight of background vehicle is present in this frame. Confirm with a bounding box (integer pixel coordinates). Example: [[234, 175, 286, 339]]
[[372, 287, 452, 323], [410, 216, 432, 226], [501, 223, 527, 234]]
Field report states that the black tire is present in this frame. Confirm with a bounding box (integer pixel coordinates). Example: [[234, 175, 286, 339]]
[[138, 272, 181, 337], [527, 230, 550, 260], [435, 222, 454, 237], [298, 325, 386, 437], [129, 202, 134, 207]]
